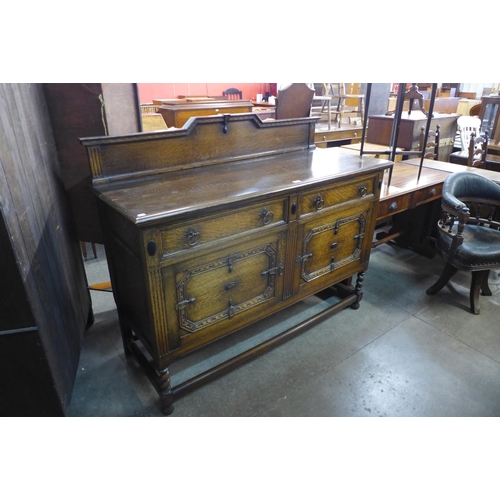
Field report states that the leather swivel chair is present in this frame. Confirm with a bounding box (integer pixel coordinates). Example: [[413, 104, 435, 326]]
[[426, 171, 500, 314]]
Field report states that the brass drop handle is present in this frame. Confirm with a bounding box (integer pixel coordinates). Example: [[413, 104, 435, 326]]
[[313, 194, 324, 210], [259, 207, 274, 225], [185, 226, 200, 246], [358, 183, 367, 197]]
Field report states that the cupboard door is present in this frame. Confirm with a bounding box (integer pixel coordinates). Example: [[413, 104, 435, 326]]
[[167, 230, 286, 347], [296, 201, 374, 293]]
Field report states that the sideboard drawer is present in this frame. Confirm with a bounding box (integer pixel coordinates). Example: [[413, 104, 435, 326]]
[[160, 198, 287, 257], [298, 174, 377, 216]]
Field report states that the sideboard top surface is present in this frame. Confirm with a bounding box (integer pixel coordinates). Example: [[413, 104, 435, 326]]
[[81, 114, 392, 225], [93, 147, 391, 225]]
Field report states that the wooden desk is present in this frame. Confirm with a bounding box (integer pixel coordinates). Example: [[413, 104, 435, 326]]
[[403, 157, 500, 184], [81, 115, 390, 415], [153, 98, 216, 105], [375, 157, 500, 255], [366, 111, 459, 162], [377, 162, 450, 221], [314, 122, 363, 148], [157, 100, 254, 128]]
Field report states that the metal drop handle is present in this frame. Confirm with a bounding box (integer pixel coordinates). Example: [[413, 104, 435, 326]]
[[259, 207, 274, 225], [185, 226, 200, 246], [313, 195, 324, 210]]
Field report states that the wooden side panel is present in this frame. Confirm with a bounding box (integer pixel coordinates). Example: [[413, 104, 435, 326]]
[[0, 83, 90, 415]]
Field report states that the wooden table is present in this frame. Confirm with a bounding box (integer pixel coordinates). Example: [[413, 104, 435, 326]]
[[314, 122, 363, 148], [402, 157, 500, 183], [157, 100, 254, 128]]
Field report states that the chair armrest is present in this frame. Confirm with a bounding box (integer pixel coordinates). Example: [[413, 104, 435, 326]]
[[442, 192, 470, 222]]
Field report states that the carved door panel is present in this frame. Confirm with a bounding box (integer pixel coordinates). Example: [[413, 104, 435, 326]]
[[295, 201, 374, 294], [167, 229, 286, 347]]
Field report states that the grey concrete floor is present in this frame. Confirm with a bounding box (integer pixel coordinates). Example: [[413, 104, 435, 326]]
[[68, 242, 500, 417]]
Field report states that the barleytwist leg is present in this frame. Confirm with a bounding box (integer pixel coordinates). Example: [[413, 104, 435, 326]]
[[350, 271, 365, 309]]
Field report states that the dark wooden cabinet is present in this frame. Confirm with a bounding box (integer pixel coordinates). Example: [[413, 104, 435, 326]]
[[81, 114, 390, 414], [366, 112, 459, 162]]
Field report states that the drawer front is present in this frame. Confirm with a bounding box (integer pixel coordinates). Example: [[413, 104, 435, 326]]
[[377, 193, 412, 219], [167, 229, 286, 348], [296, 199, 375, 291], [160, 198, 286, 257], [413, 183, 442, 206], [298, 174, 377, 217]]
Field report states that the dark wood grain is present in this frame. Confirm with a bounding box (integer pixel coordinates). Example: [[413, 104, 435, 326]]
[[0, 83, 90, 416]]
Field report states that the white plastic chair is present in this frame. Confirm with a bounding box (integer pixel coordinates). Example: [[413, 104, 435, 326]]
[[457, 115, 481, 151]]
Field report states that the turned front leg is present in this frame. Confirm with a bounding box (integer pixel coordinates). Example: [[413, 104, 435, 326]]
[[350, 271, 365, 309], [158, 367, 175, 415]]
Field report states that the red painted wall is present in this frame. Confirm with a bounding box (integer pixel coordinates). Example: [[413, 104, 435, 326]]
[[137, 83, 274, 103]]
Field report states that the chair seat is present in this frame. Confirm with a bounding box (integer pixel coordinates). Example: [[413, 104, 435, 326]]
[[436, 223, 500, 269]]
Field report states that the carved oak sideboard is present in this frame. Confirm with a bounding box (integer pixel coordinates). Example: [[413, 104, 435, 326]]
[[81, 113, 391, 415]]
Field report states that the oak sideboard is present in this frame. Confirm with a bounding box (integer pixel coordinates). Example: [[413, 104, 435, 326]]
[[81, 113, 391, 414]]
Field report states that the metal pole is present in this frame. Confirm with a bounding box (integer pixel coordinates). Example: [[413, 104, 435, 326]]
[[417, 83, 438, 183]]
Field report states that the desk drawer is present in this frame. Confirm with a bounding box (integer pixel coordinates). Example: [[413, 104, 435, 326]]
[[160, 198, 286, 257], [298, 175, 377, 217], [377, 193, 412, 219], [413, 183, 442, 206]]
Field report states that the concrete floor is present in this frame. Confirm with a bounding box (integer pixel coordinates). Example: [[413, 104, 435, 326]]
[[68, 242, 500, 417]]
